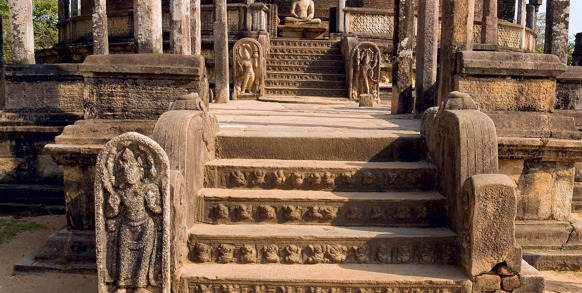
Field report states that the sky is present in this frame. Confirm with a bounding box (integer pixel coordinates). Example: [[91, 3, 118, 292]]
[[538, 0, 582, 38]]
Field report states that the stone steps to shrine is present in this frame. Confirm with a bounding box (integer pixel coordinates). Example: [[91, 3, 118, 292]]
[[204, 159, 436, 191], [179, 263, 471, 292], [196, 189, 446, 227], [187, 224, 456, 265], [266, 38, 347, 99], [216, 132, 424, 162]]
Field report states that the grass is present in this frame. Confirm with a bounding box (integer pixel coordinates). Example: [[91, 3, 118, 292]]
[[555, 269, 582, 278], [0, 218, 46, 246]]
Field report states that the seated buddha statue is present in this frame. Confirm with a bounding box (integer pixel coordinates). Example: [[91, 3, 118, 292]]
[[284, 0, 322, 24]]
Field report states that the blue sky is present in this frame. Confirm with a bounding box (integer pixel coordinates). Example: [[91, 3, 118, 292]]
[[538, 0, 582, 38]]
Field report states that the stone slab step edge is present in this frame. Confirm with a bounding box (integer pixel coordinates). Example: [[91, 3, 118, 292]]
[[216, 133, 425, 162], [573, 182, 582, 212], [523, 249, 582, 271], [267, 59, 344, 67], [267, 72, 345, 81], [196, 188, 447, 227], [204, 159, 436, 191], [179, 263, 471, 293], [264, 88, 347, 98], [265, 80, 346, 88], [187, 224, 457, 265], [268, 52, 343, 60]]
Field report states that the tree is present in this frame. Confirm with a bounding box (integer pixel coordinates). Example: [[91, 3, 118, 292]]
[[0, 0, 58, 63]]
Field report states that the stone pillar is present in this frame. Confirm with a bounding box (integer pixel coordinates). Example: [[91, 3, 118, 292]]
[[71, 0, 79, 17], [245, 0, 253, 31], [60, 0, 71, 20], [191, 0, 201, 55], [7, 0, 35, 64], [517, 0, 525, 25], [545, 0, 570, 64], [526, 5, 535, 30], [134, 0, 163, 54], [338, 0, 345, 33], [481, 0, 498, 45], [391, 0, 415, 114], [437, 0, 475, 106], [171, 0, 192, 55], [214, 0, 229, 103], [414, 0, 439, 114], [573, 32, 582, 66], [92, 0, 109, 55]]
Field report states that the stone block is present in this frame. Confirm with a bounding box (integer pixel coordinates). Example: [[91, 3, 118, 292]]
[[473, 274, 501, 292], [513, 260, 545, 293], [501, 275, 520, 291], [515, 220, 572, 249], [461, 174, 517, 277], [359, 94, 374, 107]]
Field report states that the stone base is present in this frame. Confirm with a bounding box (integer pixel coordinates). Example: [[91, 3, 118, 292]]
[[14, 228, 97, 273], [279, 24, 327, 39], [513, 260, 545, 293], [359, 94, 374, 107], [515, 220, 573, 249], [523, 250, 582, 271]]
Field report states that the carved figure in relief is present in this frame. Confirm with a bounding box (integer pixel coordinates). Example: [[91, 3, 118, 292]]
[[420, 244, 435, 264], [370, 206, 385, 221], [345, 206, 364, 221], [230, 171, 247, 187], [192, 243, 212, 262], [239, 244, 257, 263], [194, 284, 214, 293], [249, 170, 266, 187], [353, 244, 369, 263], [233, 204, 253, 221], [234, 44, 258, 96], [309, 173, 322, 187], [289, 172, 305, 188], [283, 244, 302, 264], [271, 170, 286, 187], [305, 244, 326, 264], [102, 147, 162, 292], [257, 205, 277, 221], [396, 245, 411, 263], [394, 206, 411, 220], [217, 244, 235, 263], [282, 205, 302, 222], [350, 43, 381, 102], [377, 244, 391, 263], [362, 171, 376, 185], [319, 206, 338, 221], [326, 244, 347, 263], [284, 0, 321, 24], [211, 204, 230, 220], [322, 172, 335, 188], [263, 244, 280, 263], [338, 172, 354, 186]]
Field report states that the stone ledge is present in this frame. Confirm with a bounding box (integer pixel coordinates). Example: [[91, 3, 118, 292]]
[[558, 66, 582, 81], [498, 137, 582, 161], [80, 54, 204, 77], [457, 51, 567, 77], [516, 220, 573, 249], [5, 64, 82, 81]]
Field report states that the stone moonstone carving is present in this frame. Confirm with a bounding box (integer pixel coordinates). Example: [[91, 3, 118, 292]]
[[233, 38, 263, 100], [95, 132, 170, 293], [349, 42, 381, 103]]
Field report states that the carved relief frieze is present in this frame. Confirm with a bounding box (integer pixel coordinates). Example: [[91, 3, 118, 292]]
[[189, 283, 459, 293], [95, 132, 170, 293]]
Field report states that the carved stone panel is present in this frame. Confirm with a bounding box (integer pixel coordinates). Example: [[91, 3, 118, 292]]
[[349, 42, 381, 103], [232, 38, 264, 100], [95, 132, 170, 293]]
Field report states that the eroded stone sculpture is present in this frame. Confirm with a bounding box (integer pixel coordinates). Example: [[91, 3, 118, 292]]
[[233, 38, 263, 100], [284, 0, 321, 24], [350, 42, 381, 103], [95, 132, 170, 293]]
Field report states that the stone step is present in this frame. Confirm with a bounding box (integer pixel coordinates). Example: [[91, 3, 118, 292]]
[[180, 263, 471, 292], [268, 52, 343, 61], [523, 249, 582, 271], [266, 64, 345, 74], [266, 72, 345, 82], [216, 132, 424, 162], [267, 59, 344, 68], [270, 38, 341, 48], [204, 159, 436, 191], [270, 46, 341, 55], [0, 184, 65, 215], [265, 79, 346, 89], [264, 87, 347, 97], [187, 224, 457, 265], [197, 189, 446, 227], [573, 182, 582, 212]]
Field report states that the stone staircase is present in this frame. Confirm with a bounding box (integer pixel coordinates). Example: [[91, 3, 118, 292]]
[[265, 38, 348, 99], [179, 109, 472, 292]]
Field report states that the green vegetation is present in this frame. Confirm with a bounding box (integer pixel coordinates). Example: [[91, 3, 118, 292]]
[[0, 0, 58, 63], [0, 218, 46, 246], [555, 269, 582, 278]]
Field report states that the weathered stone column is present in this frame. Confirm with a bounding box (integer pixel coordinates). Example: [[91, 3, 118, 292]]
[[7, 0, 35, 64], [92, 0, 109, 55], [414, 0, 438, 114], [481, 0, 498, 45], [391, 0, 415, 114], [214, 0, 229, 103], [134, 0, 163, 54], [526, 0, 542, 30], [191, 0, 201, 55], [545, 0, 570, 64], [517, 0, 525, 25], [59, 0, 71, 20], [437, 0, 475, 106], [337, 0, 345, 33], [171, 0, 192, 54]]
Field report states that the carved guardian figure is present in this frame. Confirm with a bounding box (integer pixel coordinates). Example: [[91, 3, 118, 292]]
[[95, 132, 170, 293], [233, 39, 264, 100], [349, 42, 381, 103]]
